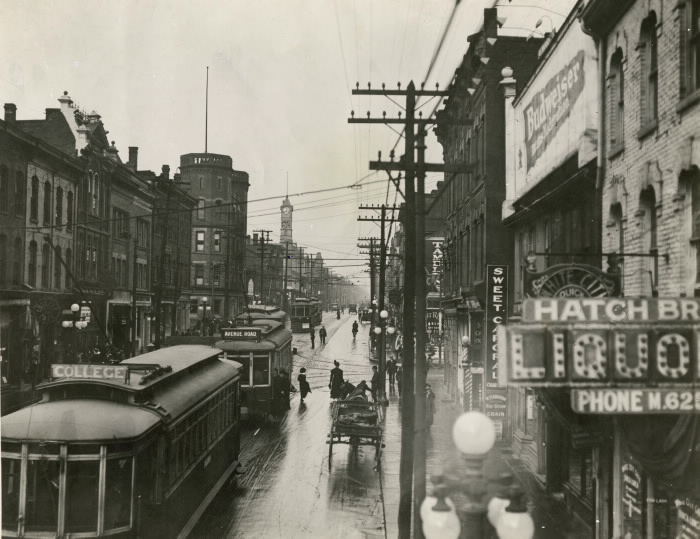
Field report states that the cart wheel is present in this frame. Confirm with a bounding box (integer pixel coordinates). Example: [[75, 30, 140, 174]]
[[328, 437, 333, 470]]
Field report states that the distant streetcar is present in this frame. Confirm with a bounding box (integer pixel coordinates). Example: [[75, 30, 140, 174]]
[[290, 297, 322, 332], [0, 345, 242, 539]]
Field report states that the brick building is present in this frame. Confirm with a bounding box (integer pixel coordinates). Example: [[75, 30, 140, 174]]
[[179, 153, 249, 327], [577, 0, 700, 536], [434, 7, 543, 422]]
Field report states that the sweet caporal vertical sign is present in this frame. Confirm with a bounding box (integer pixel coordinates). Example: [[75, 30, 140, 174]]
[[523, 50, 585, 170]]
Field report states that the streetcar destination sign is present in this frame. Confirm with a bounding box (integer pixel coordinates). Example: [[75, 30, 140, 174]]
[[221, 327, 262, 342], [51, 364, 128, 380], [572, 389, 700, 414], [498, 298, 700, 388]]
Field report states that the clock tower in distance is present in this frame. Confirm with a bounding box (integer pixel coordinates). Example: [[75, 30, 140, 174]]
[[280, 196, 293, 244]]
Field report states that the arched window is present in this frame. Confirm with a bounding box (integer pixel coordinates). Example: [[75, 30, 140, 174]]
[[43, 181, 51, 224], [41, 242, 51, 288], [608, 203, 624, 254], [14, 171, 24, 216], [639, 187, 657, 295], [609, 49, 625, 149], [13, 237, 22, 284], [639, 13, 658, 129], [30, 176, 39, 222], [0, 165, 8, 212], [0, 235, 7, 285], [54, 246, 62, 289], [66, 191, 74, 232], [65, 247, 72, 289], [56, 186, 63, 228], [28, 240, 37, 287]]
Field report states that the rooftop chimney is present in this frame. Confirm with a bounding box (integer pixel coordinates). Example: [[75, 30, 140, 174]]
[[58, 91, 73, 110], [161, 165, 170, 180], [4, 103, 16, 124], [128, 147, 138, 170]]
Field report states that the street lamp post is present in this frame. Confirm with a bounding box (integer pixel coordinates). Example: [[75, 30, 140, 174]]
[[62, 303, 88, 357], [372, 308, 393, 405], [421, 411, 535, 539]]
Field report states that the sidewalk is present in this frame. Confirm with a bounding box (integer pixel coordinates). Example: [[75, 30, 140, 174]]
[[381, 365, 590, 539]]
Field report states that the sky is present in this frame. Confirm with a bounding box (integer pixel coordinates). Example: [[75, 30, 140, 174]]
[[0, 0, 573, 284]]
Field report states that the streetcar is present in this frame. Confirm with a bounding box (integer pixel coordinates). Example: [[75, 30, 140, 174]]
[[1, 345, 242, 539], [235, 304, 287, 324], [214, 319, 293, 422], [290, 296, 322, 332]]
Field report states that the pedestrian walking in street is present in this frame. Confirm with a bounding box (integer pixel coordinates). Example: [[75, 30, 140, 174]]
[[370, 365, 379, 402], [309, 326, 316, 349], [297, 367, 311, 404], [386, 357, 397, 393], [352, 320, 359, 340], [425, 383, 436, 427], [319, 325, 327, 345], [396, 365, 403, 397], [329, 360, 344, 400]]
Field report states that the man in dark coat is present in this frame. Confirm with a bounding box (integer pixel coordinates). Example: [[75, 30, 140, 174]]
[[319, 325, 327, 345], [280, 369, 292, 410], [370, 365, 380, 402], [297, 367, 311, 404], [387, 358, 397, 393], [309, 326, 316, 349], [329, 360, 344, 400]]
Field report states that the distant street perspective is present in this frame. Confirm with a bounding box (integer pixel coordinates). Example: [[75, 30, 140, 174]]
[[2, 0, 700, 538]]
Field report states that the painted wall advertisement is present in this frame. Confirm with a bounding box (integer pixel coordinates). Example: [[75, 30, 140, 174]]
[[510, 19, 598, 201]]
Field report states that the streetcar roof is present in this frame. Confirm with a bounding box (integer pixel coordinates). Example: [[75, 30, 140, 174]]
[[214, 319, 292, 353], [1, 399, 160, 442], [242, 304, 283, 314]]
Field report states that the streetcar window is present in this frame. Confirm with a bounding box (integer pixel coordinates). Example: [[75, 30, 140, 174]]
[[252, 356, 270, 386], [236, 355, 250, 385], [25, 459, 60, 532], [2, 457, 20, 529], [68, 444, 101, 455], [65, 460, 99, 533], [27, 442, 60, 456], [105, 457, 132, 530], [0, 441, 21, 454]]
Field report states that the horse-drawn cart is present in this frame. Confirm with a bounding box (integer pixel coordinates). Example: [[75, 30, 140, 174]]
[[327, 397, 384, 470]]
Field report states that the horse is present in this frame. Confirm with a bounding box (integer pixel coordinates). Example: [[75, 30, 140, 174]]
[[339, 380, 369, 401]]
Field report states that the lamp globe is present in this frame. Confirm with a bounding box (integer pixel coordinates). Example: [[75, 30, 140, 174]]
[[452, 411, 496, 455], [496, 510, 535, 539], [421, 501, 460, 539]]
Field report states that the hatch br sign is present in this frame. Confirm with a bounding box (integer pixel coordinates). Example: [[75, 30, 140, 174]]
[[498, 298, 700, 389]]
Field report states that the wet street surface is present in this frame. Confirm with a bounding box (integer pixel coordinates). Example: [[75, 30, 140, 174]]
[[191, 313, 386, 539]]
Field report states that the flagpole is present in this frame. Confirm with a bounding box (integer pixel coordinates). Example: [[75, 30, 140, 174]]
[[205, 66, 209, 154]]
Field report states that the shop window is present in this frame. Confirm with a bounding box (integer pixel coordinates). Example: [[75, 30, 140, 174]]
[[65, 460, 99, 533], [565, 446, 595, 506], [24, 459, 60, 532], [43, 181, 51, 224], [639, 13, 658, 130], [30, 175, 39, 222], [681, 0, 700, 99], [104, 458, 132, 530], [610, 49, 625, 150]]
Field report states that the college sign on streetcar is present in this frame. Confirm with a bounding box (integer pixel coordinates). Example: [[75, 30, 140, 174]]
[[51, 364, 127, 380], [498, 298, 700, 413]]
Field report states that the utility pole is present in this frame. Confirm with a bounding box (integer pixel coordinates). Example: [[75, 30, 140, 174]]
[[349, 80, 471, 538], [254, 229, 271, 303], [153, 169, 172, 349], [298, 247, 304, 294], [224, 204, 233, 321], [359, 205, 399, 405], [309, 254, 314, 297], [283, 241, 290, 312]]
